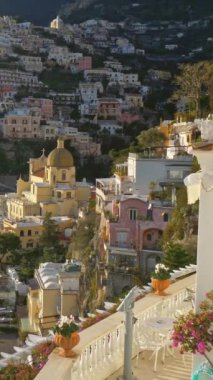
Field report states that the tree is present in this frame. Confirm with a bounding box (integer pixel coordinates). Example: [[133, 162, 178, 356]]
[[0, 233, 21, 264], [163, 243, 192, 270], [39, 213, 60, 249], [137, 127, 166, 149], [68, 211, 98, 262], [173, 61, 213, 117]]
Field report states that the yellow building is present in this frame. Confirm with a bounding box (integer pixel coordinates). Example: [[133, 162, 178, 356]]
[[125, 94, 143, 108], [26, 261, 82, 334], [4, 138, 91, 247], [3, 216, 72, 249]]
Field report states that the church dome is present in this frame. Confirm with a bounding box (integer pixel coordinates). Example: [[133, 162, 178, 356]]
[[47, 138, 74, 168]]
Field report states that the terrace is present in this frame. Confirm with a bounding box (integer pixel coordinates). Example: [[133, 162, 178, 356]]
[[33, 272, 195, 380]]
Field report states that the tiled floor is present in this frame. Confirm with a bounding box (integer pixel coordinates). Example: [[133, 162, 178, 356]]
[[107, 351, 192, 380]]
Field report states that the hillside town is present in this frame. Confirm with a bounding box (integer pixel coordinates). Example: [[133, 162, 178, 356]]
[[0, 8, 212, 380]]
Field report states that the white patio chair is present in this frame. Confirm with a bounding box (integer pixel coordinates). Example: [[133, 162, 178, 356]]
[[136, 329, 167, 372]]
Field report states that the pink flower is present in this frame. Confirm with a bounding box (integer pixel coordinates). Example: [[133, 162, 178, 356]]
[[197, 341, 206, 354], [192, 330, 199, 338], [172, 340, 179, 347]]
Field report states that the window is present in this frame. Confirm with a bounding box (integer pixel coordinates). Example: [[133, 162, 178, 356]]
[[27, 241, 33, 248], [66, 192, 71, 199], [116, 231, 127, 244], [28, 230, 32, 236], [163, 213, 169, 222], [129, 209, 137, 221], [20, 230, 24, 237], [57, 191, 61, 199], [146, 209, 153, 221], [62, 171, 66, 181], [147, 233, 152, 241]]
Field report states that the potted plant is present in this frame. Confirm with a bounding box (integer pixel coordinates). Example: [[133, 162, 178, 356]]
[[171, 291, 213, 379], [151, 263, 171, 295], [53, 315, 80, 357]]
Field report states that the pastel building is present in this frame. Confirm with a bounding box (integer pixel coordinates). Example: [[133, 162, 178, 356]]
[[2, 138, 91, 247], [19, 56, 43, 73], [22, 97, 53, 119], [97, 98, 122, 120], [96, 153, 193, 213], [27, 261, 82, 334], [3, 216, 71, 249], [0, 69, 38, 87], [105, 195, 172, 274], [125, 94, 143, 108], [3, 108, 41, 139], [71, 56, 92, 73]]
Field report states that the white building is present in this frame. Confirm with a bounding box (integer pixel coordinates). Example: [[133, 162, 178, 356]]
[[79, 82, 98, 104], [19, 56, 43, 73], [0, 69, 39, 87]]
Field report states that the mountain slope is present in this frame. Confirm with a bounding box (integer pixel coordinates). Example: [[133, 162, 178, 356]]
[[0, 0, 212, 26], [64, 0, 213, 23], [0, 0, 68, 26]]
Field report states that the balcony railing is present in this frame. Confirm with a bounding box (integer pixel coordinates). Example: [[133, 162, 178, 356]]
[[35, 274, 195, 380], [111, 241, 136, 249]]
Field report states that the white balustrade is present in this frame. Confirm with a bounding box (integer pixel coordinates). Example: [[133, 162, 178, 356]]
[[69, 284, 194, 380]]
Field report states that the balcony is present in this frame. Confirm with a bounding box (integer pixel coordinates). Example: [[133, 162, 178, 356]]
[[111, 241, 135, 249], [34, 274, 195, 380]]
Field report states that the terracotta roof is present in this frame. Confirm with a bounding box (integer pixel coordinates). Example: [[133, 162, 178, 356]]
[[33, 168, 45, 178]]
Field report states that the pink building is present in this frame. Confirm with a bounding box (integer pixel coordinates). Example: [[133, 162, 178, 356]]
[[119, 111, 140, 124], [0, 85, 16, 100], [78, 56, 92, 71], [98, 98, 122, 121], [106, 196, 172, 274], [22, 97, 53, 119]]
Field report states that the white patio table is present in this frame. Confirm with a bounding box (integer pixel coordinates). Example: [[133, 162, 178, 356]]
[[143, 317, 174, 332]]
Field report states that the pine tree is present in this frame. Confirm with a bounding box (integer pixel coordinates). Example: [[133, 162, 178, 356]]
[[163, 243, 192, 270]]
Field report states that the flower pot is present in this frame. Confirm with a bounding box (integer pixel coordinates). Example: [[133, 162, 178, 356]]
[[54, 332, 80, 358], [151, 278, 170, 296]]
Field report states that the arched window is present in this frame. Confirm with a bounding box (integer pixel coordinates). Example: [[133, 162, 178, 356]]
[[62, 171, 66, 181], [20, 230, 24, 237], [53, 175, 56, 184], [163, 213, 169, 222]]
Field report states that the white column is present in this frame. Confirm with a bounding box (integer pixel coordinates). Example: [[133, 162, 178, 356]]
[[193, 150, 213, 308], [188, 149, 213, 371]]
